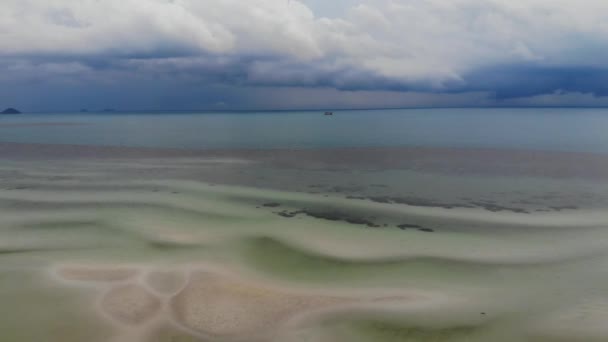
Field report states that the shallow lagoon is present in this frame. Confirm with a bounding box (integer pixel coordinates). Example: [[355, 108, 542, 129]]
[[2, 107, 608, 341], [1, 140, 608, 341]]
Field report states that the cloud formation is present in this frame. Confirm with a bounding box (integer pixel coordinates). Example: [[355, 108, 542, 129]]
[[1, 0, 608, 110]]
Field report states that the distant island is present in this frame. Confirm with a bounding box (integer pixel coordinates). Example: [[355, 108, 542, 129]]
[[1, 108, 21, 114]]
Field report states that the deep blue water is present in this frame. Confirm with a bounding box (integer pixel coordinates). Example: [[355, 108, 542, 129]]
[[1, 108, 608, 153]]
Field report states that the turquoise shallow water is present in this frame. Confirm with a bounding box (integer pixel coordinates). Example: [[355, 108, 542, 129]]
[[1, 108, 608, 152]]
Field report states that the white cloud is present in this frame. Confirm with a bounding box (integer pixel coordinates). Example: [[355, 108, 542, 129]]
[[1, 0, 608, 91]]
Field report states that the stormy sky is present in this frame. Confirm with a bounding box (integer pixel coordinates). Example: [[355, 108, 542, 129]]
[[2, 0, 608, 111]]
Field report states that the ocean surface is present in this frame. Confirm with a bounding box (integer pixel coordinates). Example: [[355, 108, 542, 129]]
[[2, 107, 608, 152], [2, 108, 608, 342]]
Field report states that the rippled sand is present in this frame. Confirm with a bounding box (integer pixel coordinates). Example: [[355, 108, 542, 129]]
[[2, 143, 608, 341]]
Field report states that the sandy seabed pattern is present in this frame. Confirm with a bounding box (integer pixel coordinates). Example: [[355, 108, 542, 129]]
[[2, 149, 608, 342]]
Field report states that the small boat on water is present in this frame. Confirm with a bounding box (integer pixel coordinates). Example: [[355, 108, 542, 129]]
[[324, 111, 333, 116]]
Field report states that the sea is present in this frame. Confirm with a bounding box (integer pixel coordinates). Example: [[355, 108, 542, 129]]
[[1, 107, 608, 152], [1, 107, 608, 342]]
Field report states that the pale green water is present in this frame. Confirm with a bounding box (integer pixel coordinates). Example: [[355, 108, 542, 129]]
[[1, 153, 608, 342]]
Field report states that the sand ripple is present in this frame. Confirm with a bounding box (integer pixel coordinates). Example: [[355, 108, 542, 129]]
[[170, 271, 351, 338], [101, 284, 161, 325], [58, 266, 138, 282], [54, 264, 422, 341], [145, 270, 187, 295]]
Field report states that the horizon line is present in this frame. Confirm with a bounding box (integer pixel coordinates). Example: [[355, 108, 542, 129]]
[[12, 105, 608, 114]]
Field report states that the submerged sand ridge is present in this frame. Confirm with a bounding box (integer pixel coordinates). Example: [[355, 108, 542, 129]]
[[53, 265, 428, 341], [170, 271, 356, 339], [58, 266, 139, 283], [101, 284, 162, 325]]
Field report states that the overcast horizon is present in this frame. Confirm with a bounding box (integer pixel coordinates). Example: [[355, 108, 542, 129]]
[[16, 105, 608, 115], [3, 0, 608, 111]]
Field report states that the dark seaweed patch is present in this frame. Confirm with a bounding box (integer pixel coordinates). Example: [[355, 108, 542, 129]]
[[397, 224, 422, 229], [362, 196, 531, 214], [329, 185, 365, 193], [470, 201, 529, 213], [273, 209, 437, 231], [275, 209, 381, 228], [368, 196, 471, 209], [276, 210, 304, 218], [550, 205, 578, 211]]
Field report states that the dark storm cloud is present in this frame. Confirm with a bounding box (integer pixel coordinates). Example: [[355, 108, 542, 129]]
[[3, 53, 608, 110], [3, 0, 608, 109], [460, 65, 608, 99], [111, 57, 608, 98]]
